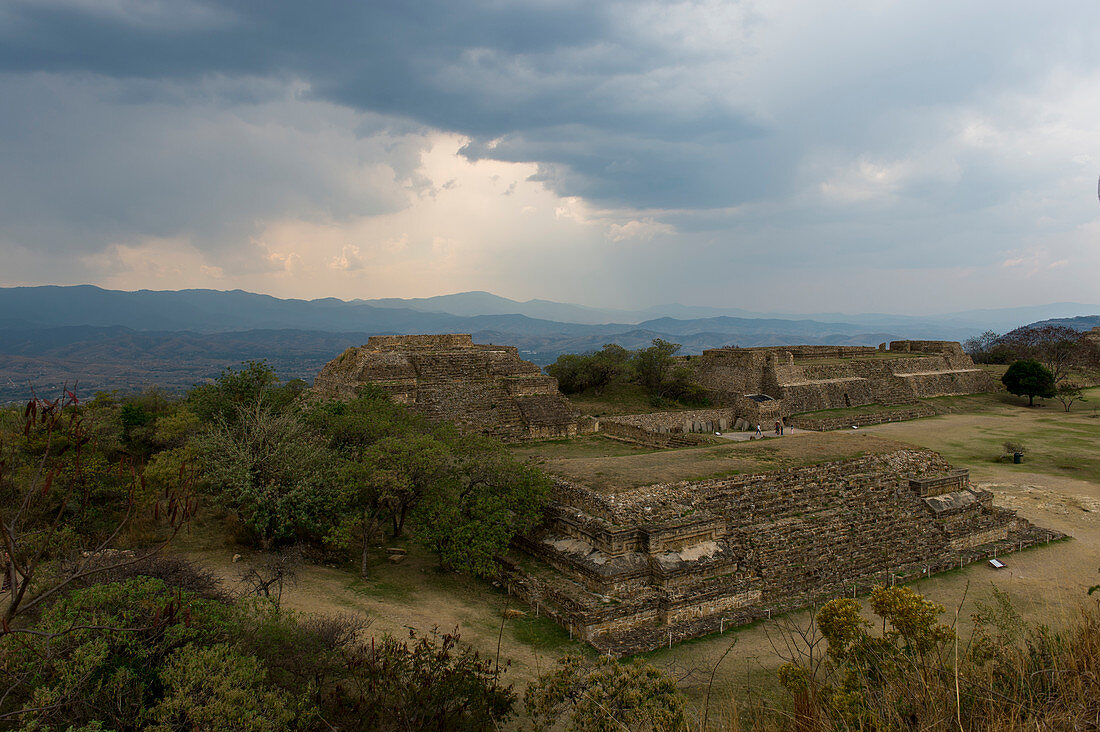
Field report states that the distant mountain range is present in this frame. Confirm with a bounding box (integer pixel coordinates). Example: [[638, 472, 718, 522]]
[[1, 285, 1097, 402], [3, 285, 1097, 335], [1024, 315, 1100, 332]]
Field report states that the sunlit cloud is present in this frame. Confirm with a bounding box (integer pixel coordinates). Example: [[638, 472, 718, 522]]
[[0, 1, 1098, 312]]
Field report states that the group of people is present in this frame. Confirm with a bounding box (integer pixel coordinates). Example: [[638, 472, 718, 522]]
[[753, 420, 785, 438]]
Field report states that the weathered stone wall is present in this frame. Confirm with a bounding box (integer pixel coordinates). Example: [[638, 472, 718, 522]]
[[689, 340, 994, 421], [509, 449, 1060, 654], [787, 405, 937, 431], [597, 420, 706, 449], [603, 408, 736, 434], [365, 333, 477, 350], [313, 335, 594, 442]]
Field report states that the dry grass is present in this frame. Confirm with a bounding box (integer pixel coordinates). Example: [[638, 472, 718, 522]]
[[509, 433, 659, 461], [701, 598, 1100, 731], [866, 386, 1100, 484], [527, 431, 907, 491], [565, 382, 666, 417]]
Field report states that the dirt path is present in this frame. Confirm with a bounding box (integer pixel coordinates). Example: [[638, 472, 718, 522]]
[[184, 540, 582, 692]]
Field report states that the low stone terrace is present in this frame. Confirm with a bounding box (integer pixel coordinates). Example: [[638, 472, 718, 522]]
[[513, 431, 907, 493]]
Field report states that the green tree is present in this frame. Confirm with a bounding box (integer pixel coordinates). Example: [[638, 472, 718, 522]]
[[324, 459, 403, 578], [1002, 359, 1056, 406], [1, 394, 194, 629], [305, 385, 430, 452], [361, 433, 450, 538], [188, 361, 299, 424], [586, 344, 631, 394], [632, 338, 682, 394], [545, 353, 591, 394], [416, 431, 551, 577], [199, 406, 339, 548], [547, 344, 633, 395], [3, 577, 234, 729]]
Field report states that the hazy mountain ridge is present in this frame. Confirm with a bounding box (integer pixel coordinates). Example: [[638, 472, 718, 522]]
[[1, 285, 1097, 402], [1021, 315, 1100, 332], [4, 286, 1095, 334]]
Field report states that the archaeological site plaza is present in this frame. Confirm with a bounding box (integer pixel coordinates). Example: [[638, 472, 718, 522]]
[[314, 335, 1060, 654]]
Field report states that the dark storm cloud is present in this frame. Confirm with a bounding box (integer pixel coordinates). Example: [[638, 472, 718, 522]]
[[0, 0, 770, 208], [2, 0, 1100, 311], [0, 71, 425, 261]]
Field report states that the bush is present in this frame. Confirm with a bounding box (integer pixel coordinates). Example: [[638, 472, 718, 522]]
[[1, 575, 515, 731], [773, 585, 1100, 731], [330, 628, 516, 731], [547, 340, 709, 407], [525, 654, 685, 731], [2, 577, 237, 729], [148, 643, 312, 731]]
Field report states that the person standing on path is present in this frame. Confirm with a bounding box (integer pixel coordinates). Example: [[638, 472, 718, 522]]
[[774, 420, 781, 435], [755, 424, 762, 438]]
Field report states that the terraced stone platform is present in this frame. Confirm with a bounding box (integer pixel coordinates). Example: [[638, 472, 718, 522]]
[[312, 334, 595, 441], [505, 434, 1060, 654]]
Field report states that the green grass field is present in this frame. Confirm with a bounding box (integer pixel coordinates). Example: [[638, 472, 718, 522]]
[[509, 433, 658, 461], [875, 387, 1100, 484]]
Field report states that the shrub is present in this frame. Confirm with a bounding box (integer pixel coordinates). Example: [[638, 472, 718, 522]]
[[774, 585, 1100, 731], [148, 643, 312, 732], [525, 654, 685, 732], [330, 628, 516, 731]]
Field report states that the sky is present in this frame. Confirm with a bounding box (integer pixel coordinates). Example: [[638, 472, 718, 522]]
[[1, 1, 1098, 314]]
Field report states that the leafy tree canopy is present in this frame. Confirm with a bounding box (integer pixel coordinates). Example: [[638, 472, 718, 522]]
[[546, 339, 709, 406], [1002, 359, 1056, 406]]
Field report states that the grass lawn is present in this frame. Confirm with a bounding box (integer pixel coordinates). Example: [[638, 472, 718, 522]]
[[565, 382, 706, 417], [866, 386, 1100, 484], [529, 431, 906, 491], [509, 433, 659, 461], [792, 402, 921, 419]]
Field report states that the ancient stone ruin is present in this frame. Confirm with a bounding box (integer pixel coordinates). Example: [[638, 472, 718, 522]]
[[504, 439, 1058, 654], [313, 334, 594, 441], [312, 334, 1056, 653], [690, 340, 995, 421], [594, 340, 996, 443]]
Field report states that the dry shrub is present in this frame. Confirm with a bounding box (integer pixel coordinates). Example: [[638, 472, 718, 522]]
[[64, 553, 229, 602], [744, 587, 1100, 732]]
